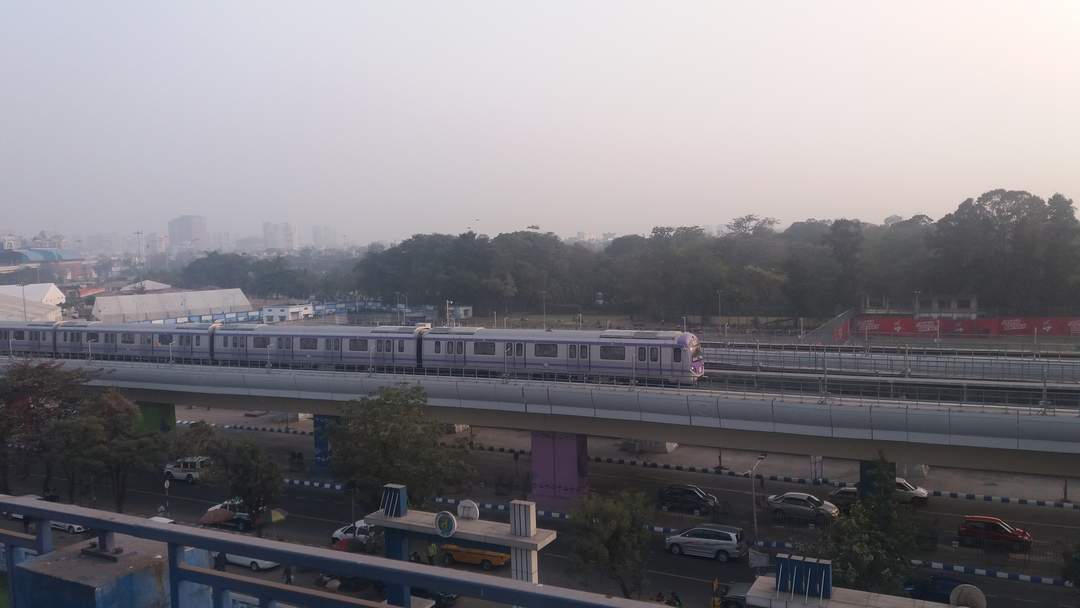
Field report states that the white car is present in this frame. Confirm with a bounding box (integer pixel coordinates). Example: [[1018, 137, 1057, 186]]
[[894, 477, 930, 504], [331, 520, 372, 546], [215, 552, 279, 572], [2, 495, 86, 533], [164, 456, 212, 484]]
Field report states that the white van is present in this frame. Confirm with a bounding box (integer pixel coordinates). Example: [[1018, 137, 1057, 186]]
[[164, 456, 212, 483]]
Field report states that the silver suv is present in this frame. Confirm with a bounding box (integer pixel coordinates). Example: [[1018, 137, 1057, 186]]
[[665, 524, 747, 562], [767, 492, 840, 525]]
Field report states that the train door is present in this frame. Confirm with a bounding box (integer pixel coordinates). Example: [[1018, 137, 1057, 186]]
[[446, 339, 465, 368], [567, 343, 591, 376], [505, 340, 526, 373]]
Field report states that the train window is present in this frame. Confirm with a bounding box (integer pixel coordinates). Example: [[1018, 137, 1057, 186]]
[[253, 337, 270, 348], [86, 333, 99, 343], [13, 330, 25, 341], [122, 333, 135, 344], [505, 343, 513, 356], [0, 330, 7, 340], [384, 340, 393, 352], [299, 338, 318, 350], [329, 338, 342, 351], [637, 347, 646, 361], [534, 343, 557, 358], [515, 343, 524, 357], [673, 347, 682, 363], [568, 344, 577, 358], [159, 334, 173, 346], [599, 345, 625, 360], [474, 341, 496, 356], [141, 334, 154, 346], [195, 336, 201, 346], [376, 340, 383, 353], [433, 341, 440, 354], [580, 345, 588, 359], [348, 338, 368, 352], [105, 333, 115, 344], [398, 339, 405, 353], [31, 331, 41, 341], [231, 336, 241, 348], [649, 347, 658, 362], [221, 336, 228, 347], [454, 341, 463, 355], [276, 337, 292, 349], [179, 335, 190, 346]]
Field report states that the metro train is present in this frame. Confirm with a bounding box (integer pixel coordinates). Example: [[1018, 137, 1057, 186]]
[[0, 321, 706, 383]]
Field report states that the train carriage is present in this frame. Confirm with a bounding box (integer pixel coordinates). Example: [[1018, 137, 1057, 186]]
[[0, 321, 57, 357], [213, 324, 425, 369], [421, 328, 703, 383]]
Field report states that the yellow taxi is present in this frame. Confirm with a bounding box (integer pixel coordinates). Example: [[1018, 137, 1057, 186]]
[[440, 544, 510, 570]]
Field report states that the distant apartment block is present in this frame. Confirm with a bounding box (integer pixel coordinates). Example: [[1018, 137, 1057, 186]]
[[168, 215, 208, 251]]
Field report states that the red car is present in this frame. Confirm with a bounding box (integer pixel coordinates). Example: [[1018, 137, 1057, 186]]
[[957, 515, 1032, 551]]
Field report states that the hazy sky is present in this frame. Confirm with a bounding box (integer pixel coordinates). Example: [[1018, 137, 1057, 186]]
[[3, 2, 1079, 243]]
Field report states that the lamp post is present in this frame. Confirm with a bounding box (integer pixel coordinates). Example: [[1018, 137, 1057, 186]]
[[913, 290, 921, 318], [750, 453, 767, 541], [21, 284, 27, 322]]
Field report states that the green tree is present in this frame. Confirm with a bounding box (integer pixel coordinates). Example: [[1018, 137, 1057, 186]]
[[209, 439, 283, 536], [89, 390, 166, 513], [568, 491, 653, 599], [813, 457, 915, 594], [0, 361, 91, 495], [329, 387, 470, 510], [45, 415, 106, 504]]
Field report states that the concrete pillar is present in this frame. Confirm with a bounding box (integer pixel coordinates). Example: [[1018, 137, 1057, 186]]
[[379, 484, 412, 608], [530, 432, 588, 503], [136, 401, 176, 434], [509, 500, 539, 584], [312, 414, 339, 473]]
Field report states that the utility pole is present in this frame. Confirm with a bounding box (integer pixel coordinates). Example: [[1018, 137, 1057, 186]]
[[751, 454, 767, 541], [21, 283, 27, 321], [540, 291, 547, 330]]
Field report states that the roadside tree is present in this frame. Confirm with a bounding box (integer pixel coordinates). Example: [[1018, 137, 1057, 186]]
[[89, 390, 166, 513], [330, 387, 470, 511], [568, 491, 653, 599], [210, 439, 283, 536], [813, 457, 915, 594]]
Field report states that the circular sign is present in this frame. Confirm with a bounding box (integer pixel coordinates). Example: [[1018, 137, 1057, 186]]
[[434, 511, 457, 538]]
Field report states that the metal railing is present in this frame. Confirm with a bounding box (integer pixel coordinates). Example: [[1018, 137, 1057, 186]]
[[0, 495, 654, 608]]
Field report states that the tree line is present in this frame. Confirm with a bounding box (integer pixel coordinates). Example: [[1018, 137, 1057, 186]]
[[356, 189, 1079, 319], [163, 189, 1078, 319]]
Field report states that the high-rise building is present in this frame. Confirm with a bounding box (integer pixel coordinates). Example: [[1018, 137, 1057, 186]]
[[262, 222, 297, 251], [168, 215, 208, 251], [311, 225, 339, 250]]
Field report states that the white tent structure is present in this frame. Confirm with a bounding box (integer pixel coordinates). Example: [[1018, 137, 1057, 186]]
[[92, 288, 252, 323], [0, 283, 66, 306], [0, 293, 61, 322], [120, 280, 172, 293]]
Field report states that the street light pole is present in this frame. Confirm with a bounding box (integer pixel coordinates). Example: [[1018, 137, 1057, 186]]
[[21, 284, 27, 322], [750, 453, 767, 541]]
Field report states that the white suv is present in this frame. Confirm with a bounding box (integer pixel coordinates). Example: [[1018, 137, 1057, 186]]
[[164, 456, 212, 483]]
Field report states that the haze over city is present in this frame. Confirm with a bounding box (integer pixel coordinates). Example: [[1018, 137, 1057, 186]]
[[3, 1, 1079, 243]]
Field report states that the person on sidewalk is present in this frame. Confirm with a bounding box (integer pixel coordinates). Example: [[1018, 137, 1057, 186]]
[[213, 552, 227, 572], [282, 564, 294, 585], [427, 541, 438, 565]]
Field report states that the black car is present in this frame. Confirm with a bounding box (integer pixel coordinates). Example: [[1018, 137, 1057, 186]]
[[657, 484, 718, 515], [413, 587, 459, 608], [903, 575, 965, 603], [827, 487, 858, 513]]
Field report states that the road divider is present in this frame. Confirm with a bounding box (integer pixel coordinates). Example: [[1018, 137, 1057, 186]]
[[177, 420, 313, 436]]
